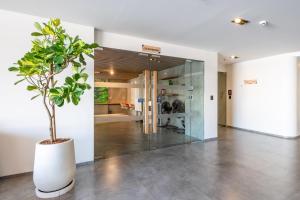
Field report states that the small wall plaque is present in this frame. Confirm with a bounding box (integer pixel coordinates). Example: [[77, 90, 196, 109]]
[[244, 80, 257, 85]]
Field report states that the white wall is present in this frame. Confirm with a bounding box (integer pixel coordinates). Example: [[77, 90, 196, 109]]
[[0, 10, 95, 177], [218, 54, 227, 72], [226, 55, 298, 138], [95, 31, 218, 140], [298, 58, 300, 136]]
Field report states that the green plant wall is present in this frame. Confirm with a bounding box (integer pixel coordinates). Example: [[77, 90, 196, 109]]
[[94, 87, 109, 104]]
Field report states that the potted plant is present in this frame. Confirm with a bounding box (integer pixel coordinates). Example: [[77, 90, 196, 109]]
[[8, 18, 98, 198]]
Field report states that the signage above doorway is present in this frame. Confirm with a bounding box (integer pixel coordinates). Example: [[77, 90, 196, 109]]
[[142, 44, 161, 54], [244, 79, 257, 85]]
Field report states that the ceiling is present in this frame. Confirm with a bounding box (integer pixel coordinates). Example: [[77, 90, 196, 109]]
[[95, 48, 185, 81], [1, 0, 300, 63]]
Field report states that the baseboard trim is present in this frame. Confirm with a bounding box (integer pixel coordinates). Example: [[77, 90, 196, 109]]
[[218, 124, 227, 127], [76, 160, 94, 167], [0, 171, 33, 180], [203, 137, 218, 142], [227, 126, 300, 139], [0, 160, 95, 179]]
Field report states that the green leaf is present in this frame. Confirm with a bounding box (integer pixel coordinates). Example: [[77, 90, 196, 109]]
[[87, 54, 94, 59], [73, 73, 81, 81], [71, 61, 81, 73], [55, 64, 63, 73], [45, 52, 55, 59], [52, 18, 61, 27], [49, 88, 59, 95], [43, 26, 54, 35], [31, 94, 41, 100], [73, 36, 79, 42], [31, 32, 43, 36], [64, 37, 72, 49], [86, 84, 91, 90], [14, 78, 25, 85], [81, 73, 88, 81], [27, 85, 38, 91], [53, 97, 64, 107], [89, 43, 99, 49], [62, 87, 70, 98], [79, 54, 86, 65], [54, 55, 64, 65], [78, 83, 87, 90], [8, 67, 19, 72], [65, 77, 74, 85], [73, 87, 84, 97], [71, 94, 79, 105], [66, 95, 71, 103], [80, 68, 86, 73], [72, 61, 81, 67], [72, 65, 79, 73], [34, 22, 42, 31]]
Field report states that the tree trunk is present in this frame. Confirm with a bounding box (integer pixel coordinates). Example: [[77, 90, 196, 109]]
[[50, 65, 57, 142], [51, 83, 57, 141], [43, 89, 54, 143], [42, 64, 57, 143]]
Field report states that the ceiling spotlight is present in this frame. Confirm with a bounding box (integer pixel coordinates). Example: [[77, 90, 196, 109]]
[[259, 20, 268, 26], [231, 17, 249, 25], [230, 55, 239, 59], [109, 70, 114, 75]]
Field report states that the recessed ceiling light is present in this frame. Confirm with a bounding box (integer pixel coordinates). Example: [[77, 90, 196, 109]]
[[110, 70, 114, 75], [230, 55, 239, 59], [231, 17, 249, 25], [259, 20, 268, 26]]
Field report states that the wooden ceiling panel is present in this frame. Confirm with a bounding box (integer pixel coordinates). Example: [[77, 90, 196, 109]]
[[94, 47, 186, 80]]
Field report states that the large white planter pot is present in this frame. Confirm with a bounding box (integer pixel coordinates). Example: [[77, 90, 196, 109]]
[[33, 138, 76, 198]]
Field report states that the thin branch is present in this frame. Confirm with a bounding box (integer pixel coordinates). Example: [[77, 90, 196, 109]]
[[28, 77, 40, 88], [24, 77, 43, 92]]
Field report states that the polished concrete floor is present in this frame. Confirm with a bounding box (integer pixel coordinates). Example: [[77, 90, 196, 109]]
[[2, 127, 300, 200], [95, 121, 197, 159]]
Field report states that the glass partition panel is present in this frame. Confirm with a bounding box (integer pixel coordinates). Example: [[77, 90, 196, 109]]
[[186, 60, 204, 141], [148, 59, 204, 149], [94, 73, 148, 159], [148, 59, 192, 149]]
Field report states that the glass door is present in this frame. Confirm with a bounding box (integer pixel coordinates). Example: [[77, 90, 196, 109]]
[[94, 48, 149, 159], [147, 56, 204, 149]]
